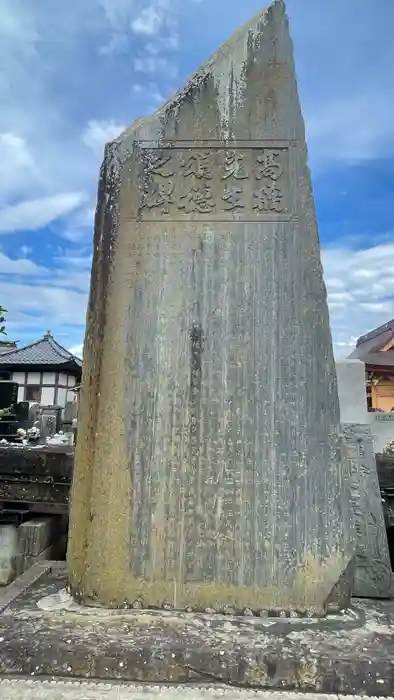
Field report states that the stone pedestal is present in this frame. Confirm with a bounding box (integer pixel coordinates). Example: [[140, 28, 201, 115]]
[[67, 0, 354, 614], [1, 564, 394, 696]]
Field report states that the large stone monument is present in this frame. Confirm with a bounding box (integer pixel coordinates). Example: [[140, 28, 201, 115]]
[[68, 0, 354, 614]]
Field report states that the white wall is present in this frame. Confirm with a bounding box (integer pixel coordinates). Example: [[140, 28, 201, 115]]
[[336, 359, 394, 453], [57, 387, 67, 407], [336, 360, 368, 424], [10, 370, 78, 407], [58, 373, 68, 387], [41, 386, 55, 405]]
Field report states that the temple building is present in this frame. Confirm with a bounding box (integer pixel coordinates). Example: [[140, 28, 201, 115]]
[[0, 331, 82, 407], [348, 319, 394, 412]]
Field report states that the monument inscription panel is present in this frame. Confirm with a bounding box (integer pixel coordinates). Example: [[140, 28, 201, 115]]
[[342, 423, 393, 598], [137, 141, 292, 221]]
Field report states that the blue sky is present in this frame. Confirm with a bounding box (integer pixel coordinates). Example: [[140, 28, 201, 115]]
[[1, 0, 393, 358]]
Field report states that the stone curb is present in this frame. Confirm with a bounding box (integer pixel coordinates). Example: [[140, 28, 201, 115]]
[[1, 679, 393, 700], [0, 562, 52, 613]]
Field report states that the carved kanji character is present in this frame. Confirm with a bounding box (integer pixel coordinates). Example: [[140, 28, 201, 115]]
[[181, 152, 212, 180], [147, 152, 174, 178], [252, 182, 284, 213], [255, 150, 283, 181], [143, 181, 175, 214], [179, 185, 214, 214], [221, 151, 248, 180], [221, 186, 244, 211]]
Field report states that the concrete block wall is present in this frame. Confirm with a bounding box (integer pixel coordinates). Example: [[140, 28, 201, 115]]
[[18, 518, 53, 556], [0, 517, 61, 586]]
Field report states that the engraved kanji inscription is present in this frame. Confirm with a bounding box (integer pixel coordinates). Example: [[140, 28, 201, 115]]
[[221, 186, 244, 211], [255, 150, 283, 181], [142, 181, 176, 214], [181, 152, 212, 180], [179, 185, 215, 214], [221, 151, 248, 180], [148, 152, 174, 178], [138, 144, 291, 220], [252, 182, 284, 213], [342, 424, 394, 598]]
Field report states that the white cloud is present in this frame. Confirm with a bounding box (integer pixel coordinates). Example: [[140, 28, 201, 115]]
[[0, 281, 87, 326], [68, 342, 84, 359], [59, 206, 96, 242], [305, 92, 394, 164], [0, 193, 86, 233], [322, 241, 394, 357], [0, 252, 46, 275], [82, 120, 126, 155], [55, 252, 92, 270], [99, 0, 133, 27], [98, 0, 175, 55], [0, 132, 36, 203], [0, 0, 393, 355], [19, 245, 32, 256], [0, 133, 33, 169], [131, 81, 166, 104], [131, 6, 165, 36], [134, 55, 177, 77]]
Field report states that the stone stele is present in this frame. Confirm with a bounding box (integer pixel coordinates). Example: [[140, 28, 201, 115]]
[[342, 423, 394, 599], [67, 0, 355, 614]]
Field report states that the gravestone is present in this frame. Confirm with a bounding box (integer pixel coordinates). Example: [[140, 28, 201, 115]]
[[342, 424, 393, 598], [67, 0, 354, 614]]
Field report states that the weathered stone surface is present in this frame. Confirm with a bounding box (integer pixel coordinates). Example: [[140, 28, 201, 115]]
[[376, 453, 394, 491], [14, 545, 56, 578], [0, 445, 73, 511], [67, 0, 354, 613], [342, 424, 393, 598], [18, 518, 53, 556], [0, 525, 18, 586]]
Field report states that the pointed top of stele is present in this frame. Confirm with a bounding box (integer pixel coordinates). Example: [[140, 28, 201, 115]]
[[117, 0, 300, 147]]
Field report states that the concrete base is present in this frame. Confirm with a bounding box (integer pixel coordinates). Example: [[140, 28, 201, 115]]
[[1, 563, 394, 696]]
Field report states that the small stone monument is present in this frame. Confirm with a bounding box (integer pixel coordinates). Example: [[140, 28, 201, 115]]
[[68, 0, 354, 614], [342, 424, 393, 598]]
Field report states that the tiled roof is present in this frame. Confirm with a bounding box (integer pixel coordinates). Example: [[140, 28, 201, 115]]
[[0, 332, 82, 369], [356, 318, 394, 347], [348, 319, 394, 367]]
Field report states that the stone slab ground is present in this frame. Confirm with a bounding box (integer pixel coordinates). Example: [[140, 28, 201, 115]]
[[1, 682, 393, 700], [0, 563, 394, 696]]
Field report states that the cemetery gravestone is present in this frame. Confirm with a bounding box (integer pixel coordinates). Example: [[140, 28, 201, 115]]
[[68, 0, 354, 614], [342, 424, 393, 598]]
